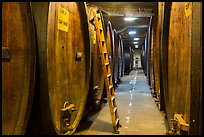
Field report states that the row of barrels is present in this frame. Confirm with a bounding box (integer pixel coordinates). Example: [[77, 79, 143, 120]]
[[2, 2, 133, 135], [141, 2, 202, 135], [106, 21, 133, 87]]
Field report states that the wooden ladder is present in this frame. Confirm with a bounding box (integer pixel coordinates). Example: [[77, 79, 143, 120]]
[[92, 11, 122, 134]]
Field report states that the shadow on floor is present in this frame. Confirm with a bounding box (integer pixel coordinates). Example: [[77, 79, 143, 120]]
[[75, 120, 93, 132], [88, 119, 114, 133]]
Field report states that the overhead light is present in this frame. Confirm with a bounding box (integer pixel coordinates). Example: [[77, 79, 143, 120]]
[[129, 31, 136, 34], [124, 17, 137, 21], [133, 41, 138, 44], [135, 45, 138, 48], [134, 38, 140, 40]]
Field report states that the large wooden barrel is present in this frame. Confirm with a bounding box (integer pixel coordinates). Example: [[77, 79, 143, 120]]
[[124, 46, 132, 75], [117, 35, 124, 82], [106, 21, 116, 88], [141, 44, 145, 70], [149, 25, 155, 91], [113, 29, 119, 86], [142, 34, 149, 76], [27, 2, 91, 135], [130, 48, 134, 70], [165, 2, 190, 131], [2, 2, 36, 135], [121, 39, 125, 77], [152, 5, 161, 100], [84, 5, 105, 115], [159, 2, 202, 134], [145, 16, 155, 92]]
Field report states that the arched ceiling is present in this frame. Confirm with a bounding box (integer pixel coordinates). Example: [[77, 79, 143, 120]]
[[87, 2, 157, 50]]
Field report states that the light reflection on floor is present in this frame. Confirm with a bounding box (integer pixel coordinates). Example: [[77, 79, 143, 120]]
[[74, 69, 167, 135]]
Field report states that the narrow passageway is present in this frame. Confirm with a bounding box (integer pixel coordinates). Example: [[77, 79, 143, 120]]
[[2, 2, 202, 135], [75, 69, 167, 135]]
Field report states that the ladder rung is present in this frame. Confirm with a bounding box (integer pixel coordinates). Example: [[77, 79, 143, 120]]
[[103, 50, 107, 54], [99, 39, 105, 43], [101, 39, 105, 42], [105, 62, 109, 66], [109, 85, 113, 89], [113, 107, 117, 113], [107, 74, 111, 77], [111, 96, 115, 101], [115, 118, 119, 126], [97, 14, 101, 19]]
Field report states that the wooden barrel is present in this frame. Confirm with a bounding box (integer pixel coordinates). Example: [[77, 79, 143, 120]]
[[142, 34, 149, 76], [113, 29, 119, 86], [130, 48, 134, 70], [121, 40, 125, 77], [151, 4, 161, 100], [165, 2, 190, 130], [149, 26, 155, 91], [146, 16, 154, 92], [84, 6, 105, 115], [141, 44, 145, 70], [106, 21, 116, 88], [117, 35, 124, 83], [124, 46, 132, 75], [27, 2, 91, 135], [159, 2, 202, 134], [2, 2, 36, 135]]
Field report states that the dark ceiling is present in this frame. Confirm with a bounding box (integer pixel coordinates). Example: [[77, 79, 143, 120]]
[[87, 2, 158, 50]]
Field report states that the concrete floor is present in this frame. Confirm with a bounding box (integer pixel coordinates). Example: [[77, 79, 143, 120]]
[[74, 69, 168, 135]]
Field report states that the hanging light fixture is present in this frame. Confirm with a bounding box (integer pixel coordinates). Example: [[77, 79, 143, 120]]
[[124, 17, 138, 21], [134, 38, 140, 40], [129, 31, 136, 34], [135, 45, 138, 48], [128, 26, 136, 35]]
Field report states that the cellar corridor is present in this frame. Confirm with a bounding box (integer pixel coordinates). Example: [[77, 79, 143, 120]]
[[75, 69, 168, 135], [2, 2, 201, 135]]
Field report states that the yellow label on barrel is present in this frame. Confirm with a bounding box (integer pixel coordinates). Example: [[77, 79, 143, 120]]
[[184, 2, 191, 17], [58, 6, 69, 32], [93, 30, 96, 44]]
